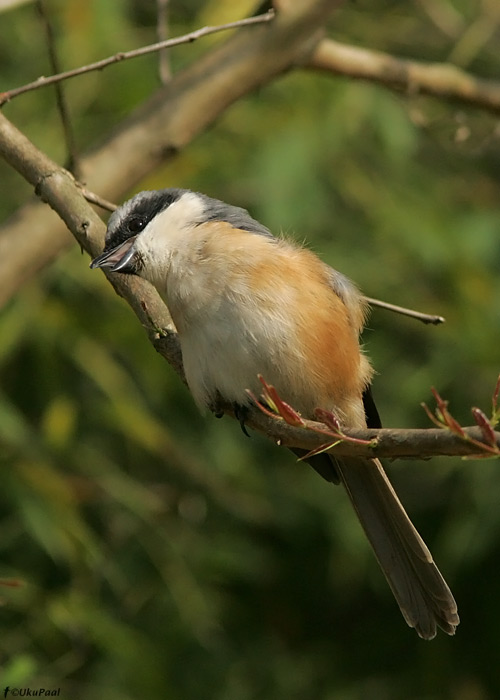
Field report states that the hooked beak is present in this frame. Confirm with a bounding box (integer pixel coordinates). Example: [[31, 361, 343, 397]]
[[90, 236, 138, 274]]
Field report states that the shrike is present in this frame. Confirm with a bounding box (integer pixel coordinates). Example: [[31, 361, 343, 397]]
[[91, 188, 459, 639]]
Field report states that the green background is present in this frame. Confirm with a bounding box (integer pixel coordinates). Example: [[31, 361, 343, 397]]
[[1, 1, 499, 698]]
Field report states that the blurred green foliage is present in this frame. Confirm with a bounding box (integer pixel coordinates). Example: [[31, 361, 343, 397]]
[[1, 1, 500, 698]]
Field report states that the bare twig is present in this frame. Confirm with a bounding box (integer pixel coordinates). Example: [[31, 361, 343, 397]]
[[422, 383, 500, 458], [53, 185, 447, 327], [36, 0, 79, 172], [156, 0, 172, 84], [0, 10, 275, 105], [77, 185, 117, 212], [306, 38, 500, 115], [364, 296, 445, 325]]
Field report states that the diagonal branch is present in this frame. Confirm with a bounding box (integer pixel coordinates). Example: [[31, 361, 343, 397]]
[[306, 38, 500, 115], [0, 10, 275, 105], [0, 111, 182, 370]]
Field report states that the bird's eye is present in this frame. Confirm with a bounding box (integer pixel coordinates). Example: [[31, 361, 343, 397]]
[[128, 217, 146, 233]]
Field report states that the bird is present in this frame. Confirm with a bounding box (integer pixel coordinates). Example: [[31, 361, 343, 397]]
[[90, 187, 459, 639]]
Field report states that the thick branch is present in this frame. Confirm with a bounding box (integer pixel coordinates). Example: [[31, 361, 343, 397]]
[[306, 38, 500, 114], [0, 113, 178, 361], [0, 0, 339, 308]]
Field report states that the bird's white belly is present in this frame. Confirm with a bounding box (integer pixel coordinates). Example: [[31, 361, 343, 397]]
[[178, 300, 295, 411]]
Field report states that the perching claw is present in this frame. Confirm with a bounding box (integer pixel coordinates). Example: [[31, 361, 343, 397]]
[[233, 403, 251, 437]]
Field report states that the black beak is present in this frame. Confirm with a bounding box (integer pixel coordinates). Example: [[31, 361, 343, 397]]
[[90, 236, 138, 273]]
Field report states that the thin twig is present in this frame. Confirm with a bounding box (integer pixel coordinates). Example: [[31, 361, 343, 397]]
[[364, 296, 445, 325], [36, 0, 79, 173], [0, 10, 275, 105], [156, 0, 172, 84], [77, 186, 117, 212], [76, 188, 445, 325]]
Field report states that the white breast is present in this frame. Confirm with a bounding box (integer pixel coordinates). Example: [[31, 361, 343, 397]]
[[178, 289, 296, 410], [138, 220, 299, 410]]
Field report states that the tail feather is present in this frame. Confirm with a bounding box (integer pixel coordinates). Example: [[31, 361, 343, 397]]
[[335, 456, 459, 640]]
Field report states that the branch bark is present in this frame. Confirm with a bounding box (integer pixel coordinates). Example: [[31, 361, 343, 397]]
[[306, 38, 500, 114], [241, 416, 500, 459]]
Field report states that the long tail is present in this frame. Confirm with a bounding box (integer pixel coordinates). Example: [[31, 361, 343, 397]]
[[335, 456, 459, 640]]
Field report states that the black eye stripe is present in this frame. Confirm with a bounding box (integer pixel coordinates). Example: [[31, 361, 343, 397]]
[[104, 189, 183, 252]]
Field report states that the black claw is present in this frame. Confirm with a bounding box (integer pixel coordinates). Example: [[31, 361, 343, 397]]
[[233, 403, 251, 437], [209, 399, 251, 435], [209, 398, 224, 419]]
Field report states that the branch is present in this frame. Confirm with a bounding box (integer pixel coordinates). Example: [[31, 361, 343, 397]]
[[0, 111, 183, 371], [155, 333, 500, 460], [36, 0, 79, 172], [77, 186, 117, 212], [156, 0, 172, 85], [1, 113, 497, 464], [0, 10, 275, 105], [239, 375, 500, 459], [0, 0, 341, 309], [364, 296, 445, 325], [260, 420, 500, 459], [306, 38, 500, 115]]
